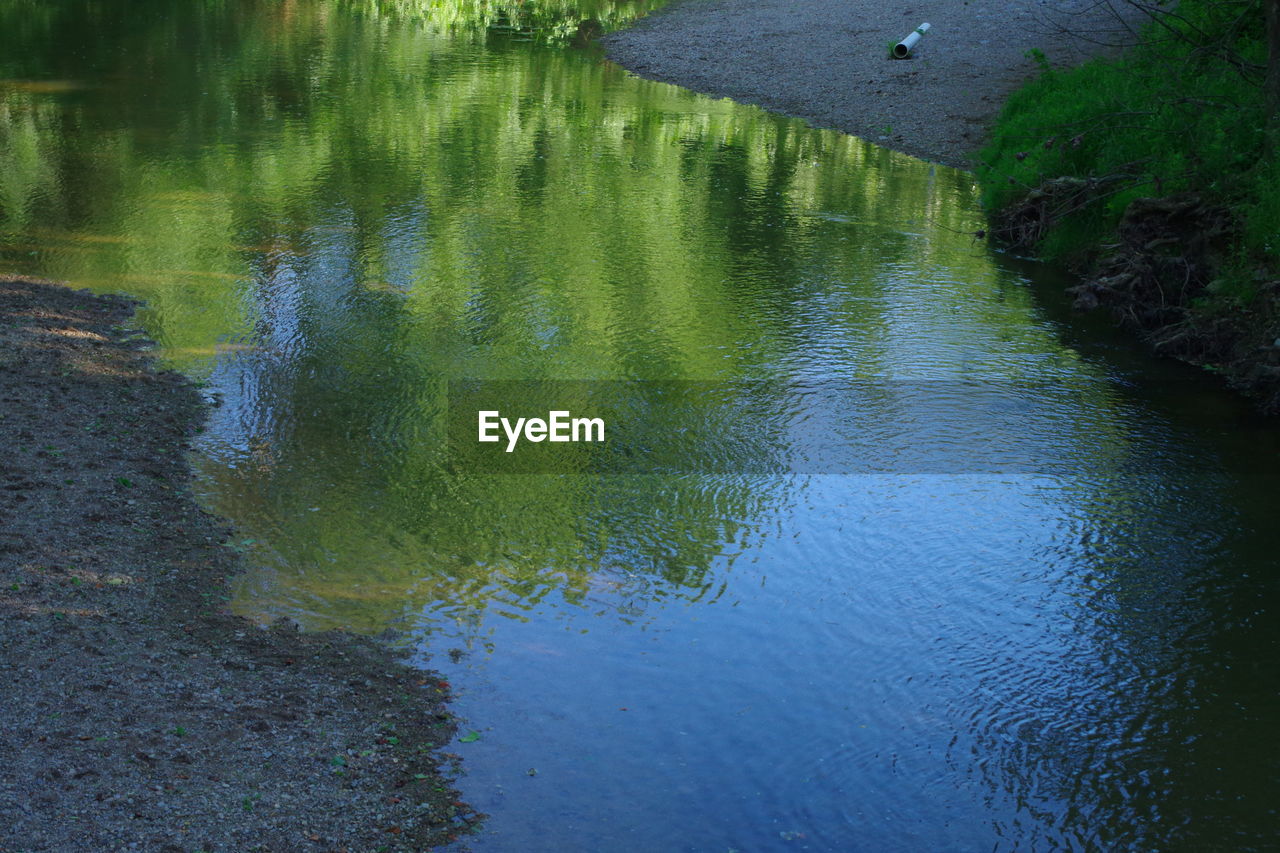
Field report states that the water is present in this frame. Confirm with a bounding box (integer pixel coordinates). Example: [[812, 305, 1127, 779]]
[[2, 1, 1278, 849]]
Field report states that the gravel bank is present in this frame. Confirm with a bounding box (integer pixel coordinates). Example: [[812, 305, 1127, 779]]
[[604, 0, 1141, 169], [0, 279, 481, 851]]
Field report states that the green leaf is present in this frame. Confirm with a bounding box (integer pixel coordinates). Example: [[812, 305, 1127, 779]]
[[459, 731, 481, 743]]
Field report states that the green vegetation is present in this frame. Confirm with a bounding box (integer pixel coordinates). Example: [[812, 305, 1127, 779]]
[[343, 0, 662, 41], [980, 0, 1275, 276], [979, 0, 1279, 406]]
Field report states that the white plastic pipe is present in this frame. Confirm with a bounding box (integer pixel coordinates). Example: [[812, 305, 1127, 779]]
[[892, 23, 931, 59]]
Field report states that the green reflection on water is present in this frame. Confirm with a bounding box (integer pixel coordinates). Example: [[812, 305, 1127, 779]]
[[0, 0, 1126, 635]]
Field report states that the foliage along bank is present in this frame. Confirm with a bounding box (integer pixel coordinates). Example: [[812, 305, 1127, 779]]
[[977, 0, 1280, 412]]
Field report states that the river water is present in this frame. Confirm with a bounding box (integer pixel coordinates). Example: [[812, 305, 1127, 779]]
[[2, 1, 1277, 849]]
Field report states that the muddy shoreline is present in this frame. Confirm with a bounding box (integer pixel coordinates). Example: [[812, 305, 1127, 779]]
[[0, 278, 480, 851], [603, 0, 1141, 169]]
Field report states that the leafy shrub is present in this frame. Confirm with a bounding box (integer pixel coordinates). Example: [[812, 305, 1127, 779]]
[[978, 0, 1275, 274]]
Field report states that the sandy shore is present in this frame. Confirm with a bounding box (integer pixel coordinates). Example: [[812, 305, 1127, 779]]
[[0, 279, 480, 851], [604, 0, 1141, 169]]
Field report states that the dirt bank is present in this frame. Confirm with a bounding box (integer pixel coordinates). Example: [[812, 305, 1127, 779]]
[[998, 191, 1280, 413], [0, 278, 481, 851], [603, 0, 1141, 169]]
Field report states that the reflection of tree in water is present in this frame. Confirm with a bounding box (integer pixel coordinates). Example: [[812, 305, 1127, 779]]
[[1, 0, 1037, 636], [194, 213, 795, 635]]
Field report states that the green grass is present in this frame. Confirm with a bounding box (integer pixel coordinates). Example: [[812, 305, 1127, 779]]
[[978, 0, 1275, 279]]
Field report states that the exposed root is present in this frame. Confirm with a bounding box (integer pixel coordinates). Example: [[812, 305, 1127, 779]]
[[990, 175, 1135, 250], [1056, 192, 1280, 412]]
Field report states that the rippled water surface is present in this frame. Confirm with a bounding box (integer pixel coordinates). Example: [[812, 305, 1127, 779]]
[[3, 1, 1278, 849]]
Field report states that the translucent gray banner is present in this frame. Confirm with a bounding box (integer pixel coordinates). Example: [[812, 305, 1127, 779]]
[[445, 379, 1136, 474]]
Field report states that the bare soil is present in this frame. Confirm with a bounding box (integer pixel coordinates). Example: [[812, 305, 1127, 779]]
[[604, 0, 1143, 169], [0, 278, 481, 852]]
